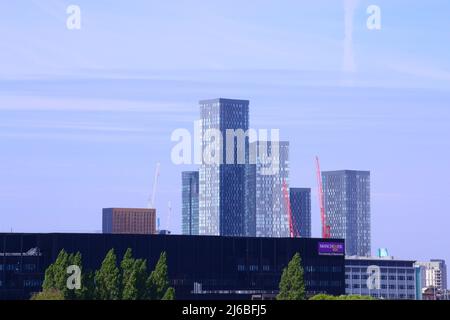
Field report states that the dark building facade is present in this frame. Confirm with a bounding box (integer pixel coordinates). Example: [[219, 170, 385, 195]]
[[0, 233, 345, 300], [290, 188, 312, 238], [102, 208, 156, 235], [182, 171, 199, 235]]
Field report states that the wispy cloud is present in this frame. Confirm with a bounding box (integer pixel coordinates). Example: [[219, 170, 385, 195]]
[[0, 95, 187, 113], [388, 62, 450, 82], [343, 0, 359, 73]]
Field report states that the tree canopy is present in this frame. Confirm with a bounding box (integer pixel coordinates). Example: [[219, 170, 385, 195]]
[[35, 248, 175, 300], [277, 253, 306, 300]]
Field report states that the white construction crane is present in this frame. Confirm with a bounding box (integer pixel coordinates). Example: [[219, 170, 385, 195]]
[[148, 162, 160, 209], [167, 201, 172, 231]]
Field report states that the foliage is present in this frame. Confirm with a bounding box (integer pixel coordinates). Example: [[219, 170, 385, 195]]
[[277, 253, 306, 300], [162, 287, 176, 300], [95, 249, 121, 300], [41, 249, 84, 300], [76, 270, 96, 300], [31, 289, 65, 300], [39, 248, 175, 300], [147, 252, 170, 300]]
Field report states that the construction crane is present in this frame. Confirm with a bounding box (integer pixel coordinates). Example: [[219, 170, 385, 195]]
[[148, 162, 160, 209], [315, 156, 331, 239], [282, 179, 296, 238], [167, 201, 172, 231]]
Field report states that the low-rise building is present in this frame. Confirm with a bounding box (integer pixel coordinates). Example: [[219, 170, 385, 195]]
[[102, 208, 157, 235], [345, 256, 418, 300], [0, 233, 345, 300]]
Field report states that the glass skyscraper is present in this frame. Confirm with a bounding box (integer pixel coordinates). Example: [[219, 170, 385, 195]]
[[182, 171, 199, 235], [322, 170, 371, 256], [199, 98, 249, 236], [246, 141, 290, 238], [289, 188, 312, 238]]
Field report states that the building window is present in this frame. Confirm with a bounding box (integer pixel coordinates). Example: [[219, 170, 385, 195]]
[[249, 265, 259, 272]]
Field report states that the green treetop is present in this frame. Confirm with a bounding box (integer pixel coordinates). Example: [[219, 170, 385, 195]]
[[95, 249, 121, 300], [277, 252, 306, 300]]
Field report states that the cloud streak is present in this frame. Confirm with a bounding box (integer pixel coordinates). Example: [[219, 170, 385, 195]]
[[343, 0, 358, 73]]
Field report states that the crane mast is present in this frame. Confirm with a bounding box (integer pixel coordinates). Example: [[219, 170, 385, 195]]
[[148, 162, 160, 209], [316, 156, 330, 239]]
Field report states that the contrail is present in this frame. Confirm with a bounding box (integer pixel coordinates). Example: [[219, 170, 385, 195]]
[[343, 0, 359, 73]]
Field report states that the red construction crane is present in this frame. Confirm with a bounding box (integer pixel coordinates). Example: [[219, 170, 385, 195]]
[[282, 179, 297, 238], [316, 156, 331, 239]]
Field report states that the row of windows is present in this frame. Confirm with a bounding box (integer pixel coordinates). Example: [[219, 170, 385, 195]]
[[23, 279, 42, 287], [346, 267, 415, 273], [305, 266, 343, 273], [346, 284, 415, 290], [369, 293, 415, 300], [0, 263, 37, 272], [0, 279, 59, 288], [346, 274, 414, 281], [237, 265, 343, 273]]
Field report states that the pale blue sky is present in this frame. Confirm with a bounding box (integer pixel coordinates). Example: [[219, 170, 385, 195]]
[[1, 1, 450, 274]]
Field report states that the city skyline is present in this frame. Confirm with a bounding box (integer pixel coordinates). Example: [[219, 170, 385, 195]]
[[1, 0, 450, 285]]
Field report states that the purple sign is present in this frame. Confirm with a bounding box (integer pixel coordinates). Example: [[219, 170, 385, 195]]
[[318, 242, 344, 256]]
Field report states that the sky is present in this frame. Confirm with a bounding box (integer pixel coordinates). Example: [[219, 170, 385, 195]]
[[1, 1, 450, 276]]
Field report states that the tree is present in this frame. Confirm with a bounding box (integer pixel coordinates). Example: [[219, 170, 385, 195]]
[[162, 287, 176, 300], [41, 249, 84, 300], [277, 253, 306, 300], [42, 249, 69, 292], [309, 293, 336, 300], [147, 252, 169, 300], [95, 249, 121, 300], [134, 259, 148, 299], [31, 289, 65, 300], [122, 269, 139, 300], [120, 248, 135, 299], [119, 248, 149, 300], [77, 270, 96, 300]]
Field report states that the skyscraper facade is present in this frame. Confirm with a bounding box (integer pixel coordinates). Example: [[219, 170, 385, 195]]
[[322, 170, 371, 256], [290, 188, 312, 238], [246, 141, 290, 238], [199, 98, 249, 236], [182, 171, 199, 235]]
